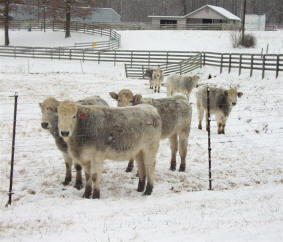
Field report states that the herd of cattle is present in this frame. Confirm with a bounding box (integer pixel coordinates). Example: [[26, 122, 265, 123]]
[[39, 68, 243, 199]]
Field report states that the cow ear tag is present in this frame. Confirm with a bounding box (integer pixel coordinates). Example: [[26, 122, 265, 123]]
[[79, 112, 86, 119]]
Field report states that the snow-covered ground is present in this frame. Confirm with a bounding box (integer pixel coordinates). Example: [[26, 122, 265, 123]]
[[119, 30, 283, 53], [0, 30, 108, 47], [0, 30, 282, 242]]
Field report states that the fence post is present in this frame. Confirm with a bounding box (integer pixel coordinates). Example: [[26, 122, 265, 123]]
[[276, 55, 280, 78], [262, 55, 265, 79], [228, 54, 232, 73], [148, 51, 151, 67], [130, 51, 133, 67], [239, 54, 242, 76], [82, 49, 85, 62], [250, 54, 254, 77], [69, 49, 71, 60], [179, 62, 182, 75], [220, 53, 223, 74], [114, 50, 116, 66], [125, 64, 128, 78], [206, 87, 212, 191], [6, 92, 18, 207], [203, 52, 206, 66]]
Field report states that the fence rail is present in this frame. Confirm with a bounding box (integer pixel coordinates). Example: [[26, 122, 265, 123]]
[[125, 53, 202, 78]]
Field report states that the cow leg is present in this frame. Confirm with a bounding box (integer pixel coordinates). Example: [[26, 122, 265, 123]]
[[154, 86, 157, 93], [143, 152, 155, 196], [169, 134, 178, 171], [83, 163, 92, 199], [62, 154, 72, 185], [74, 162, 83, 190], [179, 131, 188, 172], [126, 159, 134, 172], [197, 100, 204, 130], [206, 111, 209, 131], [135, 151, 146, 192], [90, 160, 103, 199]]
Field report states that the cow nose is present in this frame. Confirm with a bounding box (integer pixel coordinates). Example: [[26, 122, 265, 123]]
[[232, 102, 236, 106], [41, 122, 48, 129], [61, 131, 69, 137]]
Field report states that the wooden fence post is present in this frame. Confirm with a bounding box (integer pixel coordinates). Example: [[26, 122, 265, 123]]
[[69, 49, 71, 60], [114, 50, 116, 66], [125, 64, 128, 78], [262, 55, 265, 79], [228, 54, 232, 73], [239, 54, 242, 76], [203, 52, 206, 66], [276, 55, 280, 78], [250, 54, 254, 77], [220, 54, 223, 74]]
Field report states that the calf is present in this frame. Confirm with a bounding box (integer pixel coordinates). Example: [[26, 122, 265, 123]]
[[166, 74, 199, 100], [39, 96, 108, 189], [57, 100, 162, 199], [196, 86, 243, 134], [152, 67, 164, 93], [110, 89, 192, 172]]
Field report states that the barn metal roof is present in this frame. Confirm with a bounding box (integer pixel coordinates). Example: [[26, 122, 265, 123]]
[[185, 5, 241, 21]]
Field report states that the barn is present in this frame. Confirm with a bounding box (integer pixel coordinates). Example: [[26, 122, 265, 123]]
[[148, 4, 241, 27]]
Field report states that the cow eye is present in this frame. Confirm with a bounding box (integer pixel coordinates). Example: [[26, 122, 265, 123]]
[[72, 115, 76, 119]]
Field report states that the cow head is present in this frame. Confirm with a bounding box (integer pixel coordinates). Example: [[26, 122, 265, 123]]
[[110, 89, 142, 107], [144, 69, 153, 79], [39, 97, 59, 130], [58, 100, 79, 140], [153, 67, 163, 80], [224, 88, 243, 106]]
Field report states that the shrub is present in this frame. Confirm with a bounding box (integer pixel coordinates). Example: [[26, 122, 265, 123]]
[[231, 31, 256, 48], [239, 34, 256, 48]]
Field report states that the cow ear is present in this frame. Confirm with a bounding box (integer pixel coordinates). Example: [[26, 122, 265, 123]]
[[132, 94, 142, 105], [237, 92, 243, 98], [224, 90, 229, 96], [109, 92, 118, 100]]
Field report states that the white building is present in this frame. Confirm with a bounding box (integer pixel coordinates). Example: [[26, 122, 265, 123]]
[[245, 14, 266, 31], [148, 5, 241, 26]]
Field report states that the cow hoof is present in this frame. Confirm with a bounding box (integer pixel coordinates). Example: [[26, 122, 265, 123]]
[[74, 181, 83, 190], [198, 124, 202, 130], [179, 166, 186, 172], [83, 192, 91, 199], [170, 163, 176, 171], [62, 178, 71, 186], [137, 180, 145, 192], [92, 189, 100, 199], [143, 183, 153, 195]]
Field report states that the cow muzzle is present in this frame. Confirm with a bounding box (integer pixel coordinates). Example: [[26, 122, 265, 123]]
[[41, 122, 49, 129], [61, 131, 70, 137], [232, 102, 236, 106]]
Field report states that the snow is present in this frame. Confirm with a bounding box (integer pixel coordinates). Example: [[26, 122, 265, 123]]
[[0, 30, 283, 241], [119, 30, 283, 53]]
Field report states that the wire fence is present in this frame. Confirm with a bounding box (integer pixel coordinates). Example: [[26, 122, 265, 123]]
[[1, 87, 283, 204]]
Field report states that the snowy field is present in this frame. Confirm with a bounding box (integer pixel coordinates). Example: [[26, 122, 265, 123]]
[[0, 30, 108, 47], [0, 30, 283, 241]]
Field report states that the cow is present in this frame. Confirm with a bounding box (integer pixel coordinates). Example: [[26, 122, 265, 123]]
[[39, 96, 108, 189], [110, 89, 192, 172], [166, 74, 199, 100], [152, 67, 164, 93], [196, 86, 243, 134], [57, 100, 162, 199], [144, 69, 154, 89]]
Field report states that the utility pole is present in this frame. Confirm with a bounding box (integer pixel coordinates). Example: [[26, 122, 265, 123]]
[[241, 0, 247, 42]]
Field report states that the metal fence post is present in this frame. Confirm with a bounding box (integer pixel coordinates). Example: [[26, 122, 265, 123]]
[[207, 87, 212, 191], [6, 92, 18, 207]]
